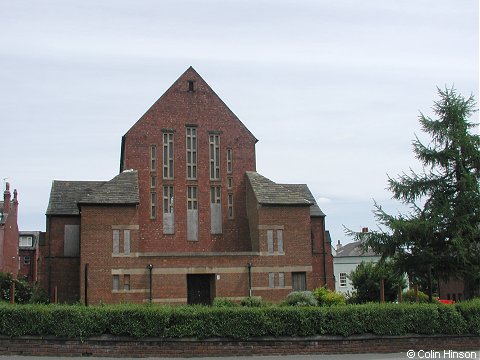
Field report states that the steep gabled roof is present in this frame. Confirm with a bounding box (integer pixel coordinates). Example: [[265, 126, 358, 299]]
[[246, 172, 312, 206], [46, 170, 139, 215], [46, 181, 106, 215], [281, 184, 325, 217], [78, 170, 139, 205]]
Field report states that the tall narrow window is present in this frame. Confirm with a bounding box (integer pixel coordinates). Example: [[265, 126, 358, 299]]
[[277, 229, 284, 254], [227, 194, 234, 219], [227, 177, 233, 190], [339, 272, 347, 287], [150, 145, 157, 171], [113, 230, 120, 255], [226, 148, 233, 173], [210, 186, 222, 234], [278, 273, 285, 288], [150, 175, 156, 188], [186, 127, 197, 179], [267, 230, 274, 254], [268, 273, 275, 288], [187, 186, 198, 241], [163, 132, 174, 179], [112, 275, 119, 291], [209, 134, 220, 180], [124, 230, 131, 255], [150, 192, 157, 219], [188, 80, 194, 92], [124, 274, 130, 291], [163, 186, 174, 234]]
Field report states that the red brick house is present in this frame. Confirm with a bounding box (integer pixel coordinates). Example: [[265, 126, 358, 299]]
[[39, 67, 334, 304], [0, 183, 19, 277], [18, 231, 42, 283]]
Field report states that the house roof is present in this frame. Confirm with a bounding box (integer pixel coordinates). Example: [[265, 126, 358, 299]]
[[336, 241, 379, 257], [281, 183, 325, 217], [246, 171, 312, 206], [46, 170, 139, 215], [78, 170, 139, 205], [46, 180, 106, 215]]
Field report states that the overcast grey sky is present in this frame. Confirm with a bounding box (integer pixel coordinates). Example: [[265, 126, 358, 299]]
[[1, 0, 478, 245]]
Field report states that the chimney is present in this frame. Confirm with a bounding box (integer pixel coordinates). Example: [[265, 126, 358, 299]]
[[362, 227, 369, 233], [336, 240, 342, 251], [3, 182, 11, 213]]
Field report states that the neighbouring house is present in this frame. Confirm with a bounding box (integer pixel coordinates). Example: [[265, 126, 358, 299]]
[[0, 182, 19, 277], [38, 67, 335, 305], [18, 231, 43, 283], [333, 228, 380, 294]]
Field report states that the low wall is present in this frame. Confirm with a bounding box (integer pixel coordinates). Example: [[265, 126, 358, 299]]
[[0, 335, 479, 357]]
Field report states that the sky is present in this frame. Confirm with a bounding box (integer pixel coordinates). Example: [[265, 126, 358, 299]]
[[1, 0, 478, 245]]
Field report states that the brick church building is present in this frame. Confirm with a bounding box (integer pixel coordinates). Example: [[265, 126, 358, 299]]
[[39, 67, 334, 304]]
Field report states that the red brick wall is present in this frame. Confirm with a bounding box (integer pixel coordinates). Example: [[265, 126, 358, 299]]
[[1, 335, 478, 357], [122, 68, 257, 254], [38, 215, 81, 303], [0, 189, 19, 277]]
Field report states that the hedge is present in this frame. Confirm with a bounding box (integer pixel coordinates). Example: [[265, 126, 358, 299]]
[[0, 301, 478, 340]]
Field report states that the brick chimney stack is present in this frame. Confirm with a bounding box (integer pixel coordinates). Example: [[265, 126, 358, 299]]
[[3, 182, 11, 213]]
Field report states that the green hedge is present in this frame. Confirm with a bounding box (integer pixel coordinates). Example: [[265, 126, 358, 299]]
[[0, 301, 478, 340]]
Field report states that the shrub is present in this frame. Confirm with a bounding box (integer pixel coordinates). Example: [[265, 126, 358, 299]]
[[313, 287, 346, 306], [212, 298, 239, 307], [240, 296, 270, 307], [282, 291, 317, 306], [0, 301, 478, 339], [402, 289, 430, 303]]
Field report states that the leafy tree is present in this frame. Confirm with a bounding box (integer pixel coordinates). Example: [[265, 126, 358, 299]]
[[351, 88, 480, 299], [348, 261, 406, 303]]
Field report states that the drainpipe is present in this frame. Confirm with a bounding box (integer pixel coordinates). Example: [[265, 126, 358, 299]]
[[84, 263, 88, 307], [247, 263, 252, 297], [147, 264, 153, 303]]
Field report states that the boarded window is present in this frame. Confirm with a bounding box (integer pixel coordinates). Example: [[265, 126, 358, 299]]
[[187, 186, 198, 241], [124, 230, 130, 255], [277, 229, 284, 254], [163, 186, 174, 234], [210, 186, 222, 234], [268, 273, 275, 288], [267, 230, 274, 254], [113, 230, 120, 255], [292, 272, 307, 291], [124, 274, 130, 291], [64, 225, 80, 257], [278, 272, 285, 288], [112, 275, 119, 291]]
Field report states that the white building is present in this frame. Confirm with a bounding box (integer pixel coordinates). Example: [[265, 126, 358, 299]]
[[333, 238, 380, 295]]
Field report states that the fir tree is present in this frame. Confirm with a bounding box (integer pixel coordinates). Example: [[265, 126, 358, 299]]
[[351, 87, 480, 299]]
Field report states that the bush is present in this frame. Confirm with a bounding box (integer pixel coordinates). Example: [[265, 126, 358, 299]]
[[0, 272, 39, 304], [313, 287, 346, 306], [240, 296, 270, 307], [282, 291, 317, 306], [212, 298, 239, 307], [0, 301, 478, 339], [402, 289, 430, 303]]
